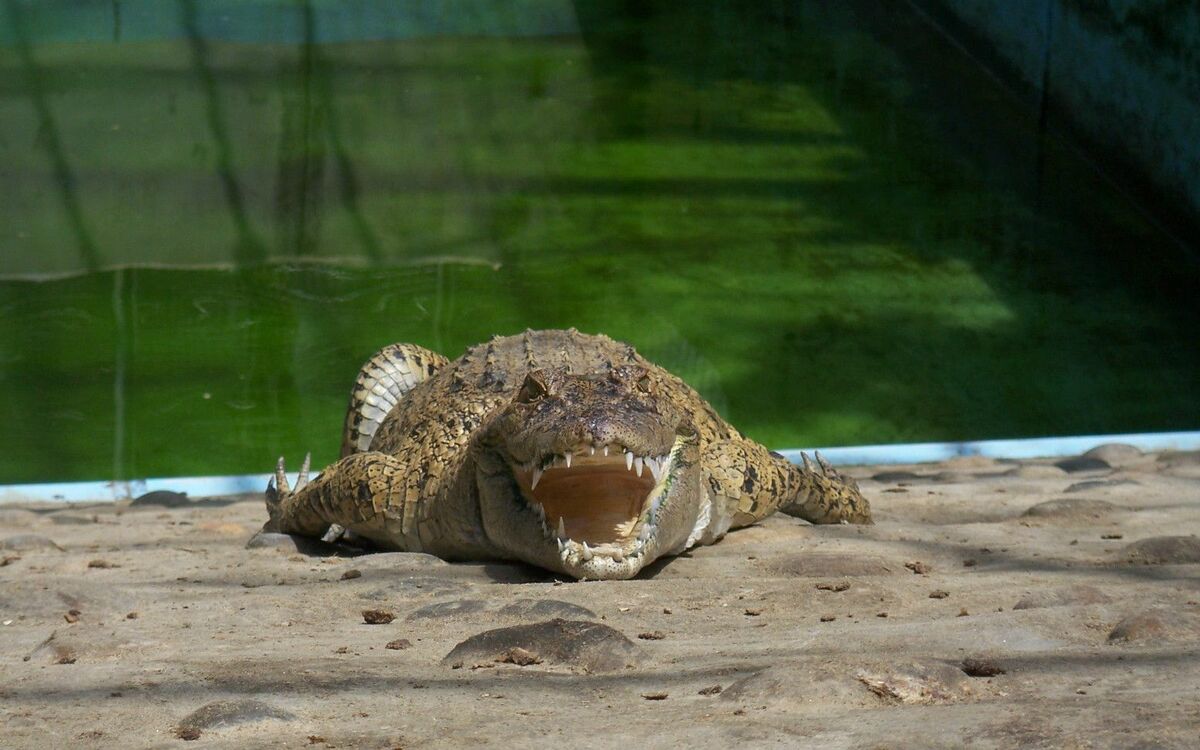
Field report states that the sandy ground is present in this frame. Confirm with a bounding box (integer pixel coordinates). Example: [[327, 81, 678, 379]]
[[2, 444, 1199, 749]]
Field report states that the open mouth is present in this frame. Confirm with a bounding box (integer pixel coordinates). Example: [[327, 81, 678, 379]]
[[510, 439, 680, 564]]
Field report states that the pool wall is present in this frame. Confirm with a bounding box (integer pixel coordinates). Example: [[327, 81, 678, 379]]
[[4, 430, 1198, 504], [918, 0, 1200, 240]]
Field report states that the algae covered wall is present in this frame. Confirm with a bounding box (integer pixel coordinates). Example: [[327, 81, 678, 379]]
[[926, 0, 1200, 231]]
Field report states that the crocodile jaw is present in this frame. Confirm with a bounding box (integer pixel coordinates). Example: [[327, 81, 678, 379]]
[[479, 436, 700, 580]]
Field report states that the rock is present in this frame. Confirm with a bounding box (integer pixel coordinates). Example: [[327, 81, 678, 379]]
[[1121, 536, 1200, 565], [1022, 498, 1116, 520], [1107, 610, 1200, 644], [1064, 479, 1138, 493], [1157, 451, 1200, 479], [856, 660, 974, 704], [362, 609, 395, 624], [1013, 585, 1111, 610], [346, 551, 449, 571], [1107, 613, 1167, 643], [176, 700, 294, 734], [130, 490, 190, 508], [495, 599, 596, 620], [1054, 456, 1111, 473], [720, 663, 874, 709], [442, 618, 641, 672], [1082, 443, 1142, 467], [496, 647, 542, 666], [871, 471, 924, 483], [0, 534, 62, 551]]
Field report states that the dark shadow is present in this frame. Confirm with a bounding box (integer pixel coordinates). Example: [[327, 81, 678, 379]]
[[567, 0, 1200, 443], [273, 0, 382, 262], [303, 0, 383, 263], [273, 1, 325, 258], [3, 0, 102, 273], [179, 0, 266, 265]]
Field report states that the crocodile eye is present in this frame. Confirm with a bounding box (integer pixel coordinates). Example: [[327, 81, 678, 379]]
[[636, 374, 652, 393], [516, 371, 548, 404]]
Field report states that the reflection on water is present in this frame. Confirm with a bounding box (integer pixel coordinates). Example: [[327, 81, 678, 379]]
[[0, 1, 1196, 483]]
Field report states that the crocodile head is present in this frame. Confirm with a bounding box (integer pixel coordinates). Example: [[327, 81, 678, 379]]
[[474, 365, 704, 580]]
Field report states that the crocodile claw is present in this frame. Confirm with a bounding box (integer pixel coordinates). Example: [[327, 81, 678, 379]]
[[297, 452, 312, 491], [274, 456, 291, 495]]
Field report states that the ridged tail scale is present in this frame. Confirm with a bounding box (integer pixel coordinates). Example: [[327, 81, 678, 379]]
[[340, 343, 448, 457]]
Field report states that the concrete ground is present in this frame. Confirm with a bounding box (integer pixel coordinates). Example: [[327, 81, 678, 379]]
[[2, 445, 1198, 748]]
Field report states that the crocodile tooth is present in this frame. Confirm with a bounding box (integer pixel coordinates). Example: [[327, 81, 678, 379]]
[[611, 548, 624, 562], [557, 538, 565, 552], [556, 516, 566, 539], [646, 457, 661, 481], [589, 445, 596, 456], [531, 467, 543, 490], [634, 456, 644, 477], [564, 451, 572, 469], [639, 523, 653, 541], [581, 542, 593, 561], [625, 451, 634, 471], [604, 445, 609, 456]]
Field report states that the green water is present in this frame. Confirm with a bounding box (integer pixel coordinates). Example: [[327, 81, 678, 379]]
[[1, 1, 1197, 484]]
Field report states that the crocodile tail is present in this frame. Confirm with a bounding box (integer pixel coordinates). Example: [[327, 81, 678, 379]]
[[778, 451, 873, 524], [340, 343, 448, 457]]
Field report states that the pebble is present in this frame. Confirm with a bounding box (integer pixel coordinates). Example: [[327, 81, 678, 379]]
[[362, 609, 395, 624]]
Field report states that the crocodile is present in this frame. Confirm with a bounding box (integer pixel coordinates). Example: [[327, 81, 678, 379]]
[[263, 329, 871, 580]]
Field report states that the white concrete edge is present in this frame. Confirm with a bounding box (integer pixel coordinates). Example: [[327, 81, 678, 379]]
[[2, 430, 1197, 505]]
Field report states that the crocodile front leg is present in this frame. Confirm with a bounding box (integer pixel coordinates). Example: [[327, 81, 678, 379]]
[[701, 439, 872, 536], [263, 452, 413, 546], [781, 451, 873, 525]]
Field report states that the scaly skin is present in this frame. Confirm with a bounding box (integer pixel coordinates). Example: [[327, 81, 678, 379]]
[[263, 329, 871, 580]]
